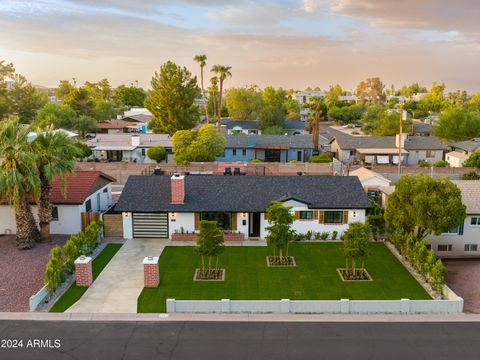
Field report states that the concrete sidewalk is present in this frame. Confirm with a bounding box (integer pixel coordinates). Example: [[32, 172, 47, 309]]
[[3, 312, 480, 322], [66, 238, 167, 313]]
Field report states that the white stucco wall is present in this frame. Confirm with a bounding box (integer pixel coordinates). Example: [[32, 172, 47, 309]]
[[168, 212, 196, 238], [0, 204, 82, 235], [80, 184, 112, 213], [427, 215, 480, 258]]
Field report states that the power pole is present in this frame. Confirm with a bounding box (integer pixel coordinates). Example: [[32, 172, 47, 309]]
[[398, 102, 404, 175]]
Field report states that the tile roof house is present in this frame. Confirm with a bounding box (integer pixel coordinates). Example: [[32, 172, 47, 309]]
[[330, 133, 447, 166], [96, 118, 144, 134], [115, 174, 371, 240], [0, 171, 115, 235], [85, 133, 173, 163], [217, 134, 317, 163]]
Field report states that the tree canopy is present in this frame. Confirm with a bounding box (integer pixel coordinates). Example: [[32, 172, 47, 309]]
[[113, 85, 146, 108], [145, 61, 200, 134], [434, 106, 480, 141], [265, 201, 295, 258], [385, 174, 466, 241], [172, 124, 226, 164], [225, 87, 264, 120]]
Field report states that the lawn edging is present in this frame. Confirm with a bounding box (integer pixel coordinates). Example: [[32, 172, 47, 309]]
[[48, 243, 123, 312]]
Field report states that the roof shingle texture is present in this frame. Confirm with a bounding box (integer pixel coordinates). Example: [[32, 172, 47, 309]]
[[114, 175, 371, 212], [332, 134, 446, 150]]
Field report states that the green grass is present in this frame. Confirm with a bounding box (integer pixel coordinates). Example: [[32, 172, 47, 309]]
[[138, 242, 431, 313], [49, 243, 123, 312]]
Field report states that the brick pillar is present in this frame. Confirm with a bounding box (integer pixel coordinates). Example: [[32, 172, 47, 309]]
[[143, 256, 159, 288], [75, 256, 93, 287]]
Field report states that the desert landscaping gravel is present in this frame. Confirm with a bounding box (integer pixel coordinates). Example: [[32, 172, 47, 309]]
[[0, 235, 67, 312]]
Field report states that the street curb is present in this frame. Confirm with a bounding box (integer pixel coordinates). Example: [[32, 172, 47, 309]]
[[1, 312, 480, 322]]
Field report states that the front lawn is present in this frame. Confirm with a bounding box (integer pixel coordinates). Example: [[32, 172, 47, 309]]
[[49, 243, 123, 312], [138, 242, 430, 313]]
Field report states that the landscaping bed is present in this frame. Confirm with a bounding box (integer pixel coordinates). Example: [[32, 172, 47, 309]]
[[138, 242, 431, 313], [49, 243, 123, 312], [266, 256, 296, 267], [337, 268, 372, 281], [194, 269, 225, 281]]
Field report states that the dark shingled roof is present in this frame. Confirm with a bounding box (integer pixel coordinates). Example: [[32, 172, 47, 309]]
[[331, 135, 446, 150], [225, 135, 314, 149], [114, 175, 371, 213]]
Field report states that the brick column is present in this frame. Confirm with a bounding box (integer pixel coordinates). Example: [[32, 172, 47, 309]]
[[143, 257, 159, 288], [74, 256, 93, 287]]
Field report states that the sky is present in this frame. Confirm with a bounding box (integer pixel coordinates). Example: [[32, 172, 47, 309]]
[[0, 0, 479, 92]]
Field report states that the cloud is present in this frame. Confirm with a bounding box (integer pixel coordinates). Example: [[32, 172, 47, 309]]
[[331, 0, 480, 43]]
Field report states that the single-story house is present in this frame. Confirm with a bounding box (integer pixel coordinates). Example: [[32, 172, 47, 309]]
[[216, 134, 315, 163], [220, 120, 307, 135], [411, 121, 435, 136], [330, 134, 447, 166], [115, 174, 371, 240], [349, 167, 392, 204], [378, 180, 480, 258], [96, 118, 144, 134], [446, 138, 480, 167], [0, 171, 115, 235], [85, 133, 173, 163]]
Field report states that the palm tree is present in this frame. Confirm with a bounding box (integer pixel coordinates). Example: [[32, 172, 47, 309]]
[[194, 54, 208, 123], [211, 65, 232, 130], [33, 127, 82, 242], [308, 97, 323, 151], [0, 119, 40, 248], [209, 77, 218, 125]]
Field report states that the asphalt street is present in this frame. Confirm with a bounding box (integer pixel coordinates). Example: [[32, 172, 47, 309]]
[[1, 320, 480, 359]]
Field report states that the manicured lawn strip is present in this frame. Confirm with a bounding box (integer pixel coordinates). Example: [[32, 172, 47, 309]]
[[138, 242, 430, 313], [49, 243, 123, 312]]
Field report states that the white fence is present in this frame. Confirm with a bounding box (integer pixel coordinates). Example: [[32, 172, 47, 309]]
[[29, 285, 48, 312], [166, 296, 463, 314]]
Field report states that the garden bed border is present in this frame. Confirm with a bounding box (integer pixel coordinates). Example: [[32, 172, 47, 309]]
[[193, 269, 226, 281], [337, 268, 373, 282], [266, 256, 297, 267]]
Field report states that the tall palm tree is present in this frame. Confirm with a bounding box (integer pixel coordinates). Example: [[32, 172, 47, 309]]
[[211, 65, 232, 130], [209, 77, 219, 125], [0, 119, 40, 248], [33, 127, 82, 242], [193, 54, 208, 123], [308, 97, 323, 151]]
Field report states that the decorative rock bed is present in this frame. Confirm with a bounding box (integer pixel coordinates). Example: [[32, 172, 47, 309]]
[[337, 268, 373, 282], [194, 269, 225, 281], [266, 256, 296, 267]]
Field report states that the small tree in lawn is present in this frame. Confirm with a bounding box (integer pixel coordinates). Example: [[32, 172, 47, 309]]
[[195, 220, 225, 279], [147, 146, 166, 163], [341, 222, 372, 279], [265, 201, 295, 265]]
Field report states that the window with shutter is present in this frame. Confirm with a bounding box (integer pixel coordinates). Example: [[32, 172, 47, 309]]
[[343, 211, 349, 224], [294, 211, 300, 220], [319, 211, 325, 224], [194, 213, 200, 230], [231, 213, 237, 230]]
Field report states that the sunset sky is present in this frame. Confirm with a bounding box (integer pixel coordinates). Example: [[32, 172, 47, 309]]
[[1, 0, 479, 92]]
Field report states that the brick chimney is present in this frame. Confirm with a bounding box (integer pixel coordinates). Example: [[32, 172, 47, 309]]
[[170, 174, 185, 204]]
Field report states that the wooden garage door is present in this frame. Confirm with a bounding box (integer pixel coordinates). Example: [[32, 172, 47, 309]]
[[133, 213, 168, 238]]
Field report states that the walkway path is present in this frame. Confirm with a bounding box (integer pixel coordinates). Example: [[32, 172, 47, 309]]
[[67, 238, 167, 313]]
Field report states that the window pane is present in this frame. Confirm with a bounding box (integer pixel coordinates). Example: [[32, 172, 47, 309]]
[[465, 244, 470, 251], [324, 211, 343, 224], [300, 211, 313, 220], [472, 245, 478, 251], [199, 212, 232, 230]]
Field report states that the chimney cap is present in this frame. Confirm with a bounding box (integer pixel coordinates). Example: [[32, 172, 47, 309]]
[[171, 173, 184, 179]]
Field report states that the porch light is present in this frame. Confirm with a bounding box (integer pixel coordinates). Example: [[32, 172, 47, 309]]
[[171, 212, 177, 218], [242, 212, 247, 218], [122, 212, 129, 217]]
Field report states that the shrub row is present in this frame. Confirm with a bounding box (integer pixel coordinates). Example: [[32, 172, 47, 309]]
[[294, 230, 339, 241], [390, 227, 445, 293], [44, 221, 103, 297]]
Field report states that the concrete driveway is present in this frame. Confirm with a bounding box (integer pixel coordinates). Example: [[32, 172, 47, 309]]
[[67, 238, 167, 313]]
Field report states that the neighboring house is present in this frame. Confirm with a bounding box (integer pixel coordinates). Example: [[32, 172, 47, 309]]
[[0, 171, 114, 235], [115, 174, 371, 240], [216, 135, 315, 163], [349, 167, 392, 204], [330, 134, 447, 166], [27, 129, 78, 141], [446, 138, 480, 167], [220, 120, 307, 135], [96, 119, 144, 134], [295, 91, 326, 104], [85, 133, 173, 163], [426, 180, 480, 258], [411, 121, 434, 136]]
